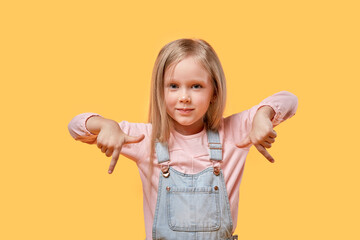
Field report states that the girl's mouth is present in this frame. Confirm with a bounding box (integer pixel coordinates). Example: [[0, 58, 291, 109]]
[[176, 108, 194, 114]]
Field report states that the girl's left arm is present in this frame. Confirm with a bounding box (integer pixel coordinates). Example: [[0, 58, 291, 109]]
[[232, 91, 298, 162], [250, 90, 298, 128]]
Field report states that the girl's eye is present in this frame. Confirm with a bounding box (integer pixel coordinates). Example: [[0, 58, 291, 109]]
[[169, 83, 178, 89], [192, 84, 202, 89]]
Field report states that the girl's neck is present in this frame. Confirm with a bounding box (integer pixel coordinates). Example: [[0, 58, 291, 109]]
[[172, 121, 205, 136]]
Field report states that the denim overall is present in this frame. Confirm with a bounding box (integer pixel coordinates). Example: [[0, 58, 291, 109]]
[[152, 130, 238, 240]]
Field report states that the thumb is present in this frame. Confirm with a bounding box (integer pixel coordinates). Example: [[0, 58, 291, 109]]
[[123, 134, 145, 144], [236, 135, 252, 148]]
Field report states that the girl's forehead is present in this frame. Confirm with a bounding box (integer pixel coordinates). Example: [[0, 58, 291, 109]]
[[164, 56, 210, 82]]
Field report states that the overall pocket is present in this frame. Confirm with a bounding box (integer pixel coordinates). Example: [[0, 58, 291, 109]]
[[166, 186, 220, 232]]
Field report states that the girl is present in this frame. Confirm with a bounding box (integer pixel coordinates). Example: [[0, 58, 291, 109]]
[[68, 38, 298, 240]]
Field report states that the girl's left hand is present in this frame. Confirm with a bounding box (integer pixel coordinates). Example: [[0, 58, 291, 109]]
[[236, 107, 277, 163]]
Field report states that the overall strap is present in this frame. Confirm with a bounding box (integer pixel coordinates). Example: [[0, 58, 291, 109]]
[[207, 129, 222, 161], [155, 130, 223, 164], [155, 141, 170, 164]]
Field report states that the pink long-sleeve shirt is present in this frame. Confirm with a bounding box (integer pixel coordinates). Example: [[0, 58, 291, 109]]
[[68, 91, 298, 239]]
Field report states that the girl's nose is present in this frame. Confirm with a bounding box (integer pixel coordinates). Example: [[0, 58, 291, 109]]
[[179, 95, 191, 103]]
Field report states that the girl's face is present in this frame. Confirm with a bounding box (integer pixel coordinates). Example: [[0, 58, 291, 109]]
[[164, 56, 214, 135]]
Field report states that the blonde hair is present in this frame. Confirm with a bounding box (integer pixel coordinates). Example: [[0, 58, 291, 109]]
[[149, 38, 227, 155]]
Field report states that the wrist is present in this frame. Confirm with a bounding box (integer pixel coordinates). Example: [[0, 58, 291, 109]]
[[99, 118, 119, 131], [256, 105, 276, 121], [86, 116, 117, 134]]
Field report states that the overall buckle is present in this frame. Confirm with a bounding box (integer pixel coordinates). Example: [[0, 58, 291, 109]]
[[161, 164, 170, 178]]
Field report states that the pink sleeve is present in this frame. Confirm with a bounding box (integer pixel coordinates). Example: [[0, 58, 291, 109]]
[[67, 112, 102, 139], [253, 90, 298, 127], [68, 113, 151, 163], [223, 91, 298, 144]]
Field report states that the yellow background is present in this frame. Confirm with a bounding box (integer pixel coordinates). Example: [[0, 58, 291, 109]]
[[1, 0, 359, 239]]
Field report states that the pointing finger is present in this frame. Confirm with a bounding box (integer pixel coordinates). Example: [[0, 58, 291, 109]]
[[108, 149, 120, 174], [254, 144, 275, 163]]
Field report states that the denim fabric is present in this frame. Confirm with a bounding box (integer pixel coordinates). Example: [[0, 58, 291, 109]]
[[152, 130, 234, 240]]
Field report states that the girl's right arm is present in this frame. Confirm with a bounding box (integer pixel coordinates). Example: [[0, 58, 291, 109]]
[[68, 114, 144, 174]]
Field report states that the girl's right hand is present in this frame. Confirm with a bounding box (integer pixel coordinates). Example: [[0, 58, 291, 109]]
[[88, 117, 145, 174]]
